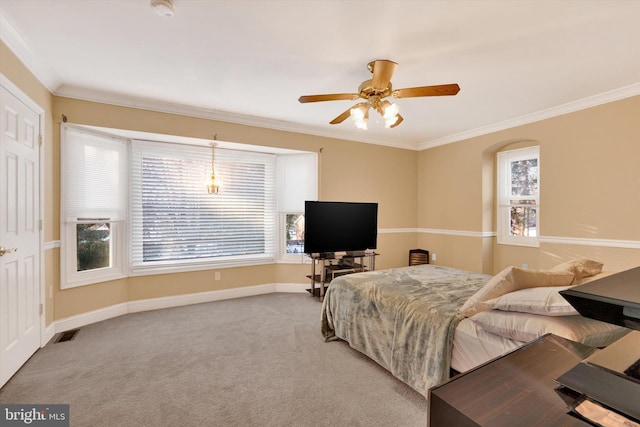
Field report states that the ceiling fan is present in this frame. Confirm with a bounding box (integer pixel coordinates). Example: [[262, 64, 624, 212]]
[[298, 59, 460, 129]]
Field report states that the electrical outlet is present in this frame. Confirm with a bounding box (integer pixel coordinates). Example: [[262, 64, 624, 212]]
[[214, 271, 221, 281], [431, 253, 437, 262]]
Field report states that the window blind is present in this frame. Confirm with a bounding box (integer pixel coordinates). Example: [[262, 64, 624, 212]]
[[62, 126, 128, 222], [130, 140, 276, 267], [276, 153, 317, 212]]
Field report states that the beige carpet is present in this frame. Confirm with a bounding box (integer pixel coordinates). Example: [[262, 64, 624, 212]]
[[0, 293, 426, 426]]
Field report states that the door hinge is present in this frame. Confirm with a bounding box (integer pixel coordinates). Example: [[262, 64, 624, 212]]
[[39, 219, 43, 231], [38, 135, 43, 146], [39, 303, 43, 316]]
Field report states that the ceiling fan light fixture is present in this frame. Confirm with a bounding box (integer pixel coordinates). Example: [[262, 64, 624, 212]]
[[381, 101, 399, 119], [350, 104, 369, 130], [350, 103, 367, 120], [380, 101, 400, 128], [384, 115, 400, 129], [150, 0, 175, 17]]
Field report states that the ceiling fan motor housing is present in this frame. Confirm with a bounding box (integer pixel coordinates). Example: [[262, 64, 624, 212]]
[[358, 79, 392, 99]]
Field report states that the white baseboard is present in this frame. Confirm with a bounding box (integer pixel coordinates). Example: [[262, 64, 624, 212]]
[[275, 283, 309, 293], [128, 283, 276, 314], [55, 303, 128, 334], [52, 283, 308, 334], [43, 322, 56, 345]]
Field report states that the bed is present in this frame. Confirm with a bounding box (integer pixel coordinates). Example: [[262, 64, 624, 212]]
[[321, 260, 629, 397]]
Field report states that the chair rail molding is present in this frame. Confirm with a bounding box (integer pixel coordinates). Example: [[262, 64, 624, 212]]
[[539, 235, 640, 250]]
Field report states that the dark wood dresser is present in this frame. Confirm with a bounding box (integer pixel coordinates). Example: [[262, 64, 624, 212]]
[[428, 334, 595, 426]]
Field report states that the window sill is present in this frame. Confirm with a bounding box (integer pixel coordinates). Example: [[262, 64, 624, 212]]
[[129, 256, 276, 277], [497, 238, 540, 248], [61, 270, 127, 289], [278, 253, 311, 264]]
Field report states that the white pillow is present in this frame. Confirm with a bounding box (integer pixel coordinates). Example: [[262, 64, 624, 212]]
[[475, 286, 578, 316], [458, 266, 575, 317], [469, 310, 629, 348]]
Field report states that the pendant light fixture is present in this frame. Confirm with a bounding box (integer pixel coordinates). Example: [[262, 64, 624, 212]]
[[206, 143, 221, 194]]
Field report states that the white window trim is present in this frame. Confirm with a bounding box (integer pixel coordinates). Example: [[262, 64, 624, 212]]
[[60, 125, 128, 288], [278, 213, 311, 264], [276, 153, 317, 263], [61, 220, 127, 288], [60, 124, 318, 283], [128, 255, 275, 277], [497, 146, 540, 247], [129, 139, 278, 276]]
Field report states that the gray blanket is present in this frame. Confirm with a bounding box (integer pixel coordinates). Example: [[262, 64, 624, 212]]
[[321, 264, 491, 396]]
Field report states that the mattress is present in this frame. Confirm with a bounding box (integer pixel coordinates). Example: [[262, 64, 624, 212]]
[[450, 317, 526, 373]]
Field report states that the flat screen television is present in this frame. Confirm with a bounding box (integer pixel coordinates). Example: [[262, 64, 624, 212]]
[[304, 201, 378, 255]]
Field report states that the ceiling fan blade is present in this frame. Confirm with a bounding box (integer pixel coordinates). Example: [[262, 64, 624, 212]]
[[390, 114, 403, 128], [330, 107, 353, 125], [298, 93, 357, 103], [370, 60, 398, 89], [393, 83, 460, 98]]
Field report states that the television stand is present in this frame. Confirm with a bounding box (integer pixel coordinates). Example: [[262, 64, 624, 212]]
[[306, 252, 378, 301]]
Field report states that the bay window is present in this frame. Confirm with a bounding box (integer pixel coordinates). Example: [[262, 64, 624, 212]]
[[61, 125, 313, 287]]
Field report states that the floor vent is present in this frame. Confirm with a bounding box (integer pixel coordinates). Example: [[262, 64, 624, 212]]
[[55, 329, 79, 343]]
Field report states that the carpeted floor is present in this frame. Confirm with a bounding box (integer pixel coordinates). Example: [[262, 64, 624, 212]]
[[0, 293, 426, 426]]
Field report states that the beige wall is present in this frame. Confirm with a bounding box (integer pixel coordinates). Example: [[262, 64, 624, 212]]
[[418, 95, 640, 274], [2, 40, 418, 324], [4, 37, 638, 326], [49, 97, 418, 320]]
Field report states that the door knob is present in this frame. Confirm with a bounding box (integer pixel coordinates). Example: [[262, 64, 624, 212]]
[[0, 247, 17, 257]]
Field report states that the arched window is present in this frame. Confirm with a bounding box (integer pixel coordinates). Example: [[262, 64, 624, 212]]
[[497, 146, 539, 247]]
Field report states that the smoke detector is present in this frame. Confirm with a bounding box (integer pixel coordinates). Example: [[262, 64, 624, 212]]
[[150, 0, 175, 18]]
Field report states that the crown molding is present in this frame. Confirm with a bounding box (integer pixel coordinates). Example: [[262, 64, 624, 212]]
[[0, 8, 416, 151], [54, 85, 419, 151], [3, 8, 636, 153], [419, 82, 640, 150], [48, 80, 640, 153], [0, 12, 60, 92]]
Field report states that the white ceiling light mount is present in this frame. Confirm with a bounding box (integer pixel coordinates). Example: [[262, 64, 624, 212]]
[[150, 0, 175, 18]]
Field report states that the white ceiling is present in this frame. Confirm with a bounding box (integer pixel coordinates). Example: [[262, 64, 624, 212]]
[[1, 0, 639, 150]]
